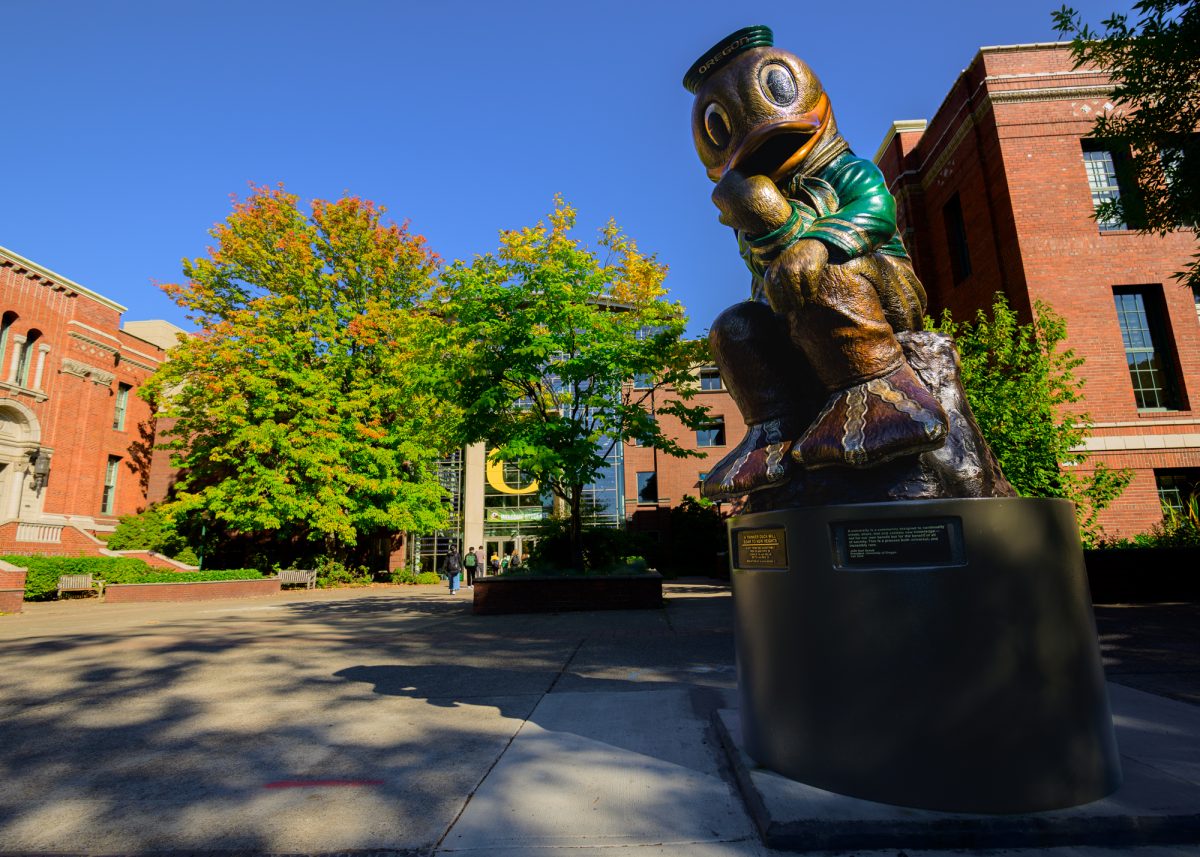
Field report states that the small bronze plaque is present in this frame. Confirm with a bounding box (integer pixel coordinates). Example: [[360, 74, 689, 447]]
[[734, 527, 789, 570], [832, 518, 965, 569]]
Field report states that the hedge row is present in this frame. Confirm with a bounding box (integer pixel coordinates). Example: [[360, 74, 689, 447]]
[[1, 555, 262, 601]]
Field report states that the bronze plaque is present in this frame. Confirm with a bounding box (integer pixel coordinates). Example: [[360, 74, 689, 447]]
[[734, 527, 789, 570], [832, 517, 965, 569]]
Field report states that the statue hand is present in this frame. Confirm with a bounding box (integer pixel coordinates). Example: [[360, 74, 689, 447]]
[[712, 171, 792, 234], [764, 238, 829, 314]]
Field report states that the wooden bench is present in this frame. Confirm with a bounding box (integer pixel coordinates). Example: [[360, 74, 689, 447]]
[[278, 569, 316, 589], [57, 574, 100, 598]]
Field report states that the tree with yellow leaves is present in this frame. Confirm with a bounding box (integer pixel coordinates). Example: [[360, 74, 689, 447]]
[[146, 185, 457, 568], [438, 198, 710, 568]]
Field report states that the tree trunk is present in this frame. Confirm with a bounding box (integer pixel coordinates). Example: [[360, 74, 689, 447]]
[[568, 485, 585, 572]]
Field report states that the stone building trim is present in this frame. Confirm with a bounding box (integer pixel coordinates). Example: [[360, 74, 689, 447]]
[[1078, 433, 1200, 452], [989, 84, 1114, 105], [59, 357, 115, 387]]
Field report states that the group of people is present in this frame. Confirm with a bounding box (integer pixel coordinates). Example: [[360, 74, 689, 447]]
[[443, 544, 525, 594]]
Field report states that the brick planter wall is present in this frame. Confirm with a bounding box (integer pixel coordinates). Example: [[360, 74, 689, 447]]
[[473, 573, 663, 615], [0, 568, 27, 589], [0, 564, 26, 613], [104, 578, 281, 603], [1085, 548, 1200, 603], [0, 589, 23, 613]]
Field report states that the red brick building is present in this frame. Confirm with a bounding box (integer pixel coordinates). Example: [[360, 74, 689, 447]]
[[623, 366, 744, 534], [874, 42, 1200, 537], [0, 245, 184, 554]]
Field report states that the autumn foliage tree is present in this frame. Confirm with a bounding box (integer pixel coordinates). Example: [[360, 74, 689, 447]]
[[146, 185, 457, 567], [438, 198, 710, 567]]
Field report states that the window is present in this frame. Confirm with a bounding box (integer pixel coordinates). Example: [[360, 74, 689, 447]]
[[1113, 286, 1183, 410], [942, 193, 972, 283], [633, 373, 652, 389], [14, 330, 40, 387], [1082, 141, 1133, 230], [113, 383, 131, 431], [1193, 285, 1200, 325], [101, 456, 120, 514], [1155, 469, 1200, 516], [699, 368, 723, 391], [636, 471, 658, 504], [0, 312, 15, 378], [633, 413, 656, 447], [697, 416, 726, 447]]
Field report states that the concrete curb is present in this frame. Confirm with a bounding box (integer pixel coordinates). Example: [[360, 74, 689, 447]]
[[715, 701, 1200, 852]]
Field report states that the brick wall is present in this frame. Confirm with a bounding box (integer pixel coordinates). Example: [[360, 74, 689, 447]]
[[877, 43, 1200, 537], [1, 248, 173, 529], [623, 380, 745, 537], [0, 521, 111, 556], [0, 589, 22, 613]]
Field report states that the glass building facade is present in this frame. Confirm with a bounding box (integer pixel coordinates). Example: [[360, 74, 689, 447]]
[[410, 450, 464, 575]]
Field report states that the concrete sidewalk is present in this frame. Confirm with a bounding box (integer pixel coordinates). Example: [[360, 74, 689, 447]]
[[1, 584, 1197, 856]]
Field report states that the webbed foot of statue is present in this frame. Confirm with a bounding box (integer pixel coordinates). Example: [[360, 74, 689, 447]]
[[792, 362, 948, 469], [700, 416, 804, 500]]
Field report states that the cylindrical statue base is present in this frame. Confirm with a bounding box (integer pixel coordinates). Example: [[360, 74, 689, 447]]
[[729, 497, 1121, 814]]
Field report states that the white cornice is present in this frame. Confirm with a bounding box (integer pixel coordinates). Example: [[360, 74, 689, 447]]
[[872, 119, 928, 166]]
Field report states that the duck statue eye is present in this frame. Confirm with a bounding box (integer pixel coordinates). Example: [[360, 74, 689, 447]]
[[758, 62, 797, 106], [704, 102, 732, 148]]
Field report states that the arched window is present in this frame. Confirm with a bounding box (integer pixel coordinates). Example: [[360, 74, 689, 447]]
[[15, 329, 41, 388], [0, 312, 16, 380]]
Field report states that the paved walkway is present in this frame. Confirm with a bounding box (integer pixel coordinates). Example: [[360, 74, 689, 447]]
[[0, 583, 1196, 856]]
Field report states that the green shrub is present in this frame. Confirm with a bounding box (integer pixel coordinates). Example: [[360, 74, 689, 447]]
[[390, 569, 442, 585], [1094, 497, 1200, 550], [104, 568, 264, 584], [105, 504, 201, 565], [3, 555, 153, 601], [3, 555, 265, 600], [313, 556, 372, 588]]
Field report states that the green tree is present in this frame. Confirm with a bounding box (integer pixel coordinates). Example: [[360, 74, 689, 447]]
[[146, 185, 457, 566], [1054, 1, 1200, 288], [932, 294, 1131, 539], [437, 198, 710, 568]]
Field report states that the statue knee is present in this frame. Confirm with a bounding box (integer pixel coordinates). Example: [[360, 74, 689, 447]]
[[710, 301, 782, 360]]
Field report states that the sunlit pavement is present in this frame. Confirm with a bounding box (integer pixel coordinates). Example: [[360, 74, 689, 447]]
[[0, 583, 1197, 856]]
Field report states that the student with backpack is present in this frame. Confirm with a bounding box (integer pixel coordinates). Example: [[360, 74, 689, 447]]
[[444, 546, 463, 594], [463, 546, 478, 588]]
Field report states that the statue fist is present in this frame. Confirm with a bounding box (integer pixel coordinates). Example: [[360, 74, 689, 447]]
[[711, 170, 792, 235], [764, 238, 829, 314]]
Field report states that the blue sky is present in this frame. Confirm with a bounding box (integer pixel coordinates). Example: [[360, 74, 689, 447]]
[[3, 0, 1128, 337]]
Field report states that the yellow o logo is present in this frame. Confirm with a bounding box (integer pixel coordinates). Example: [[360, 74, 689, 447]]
[[486, 459, 539, 495]]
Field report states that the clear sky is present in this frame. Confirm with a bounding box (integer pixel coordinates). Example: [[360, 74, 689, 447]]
[[3, 0, 1128, 338]]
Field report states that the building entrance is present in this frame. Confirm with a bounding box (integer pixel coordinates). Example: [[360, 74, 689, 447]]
[[483, 537, 532, 573]]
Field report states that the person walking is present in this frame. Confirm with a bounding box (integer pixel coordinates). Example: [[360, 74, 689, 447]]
[[463, 545, 478, 588], [475, 545, 486, 578], [444, 546, 463, 594], [489, 551, 501, 576], [509, 552, 522, 572]]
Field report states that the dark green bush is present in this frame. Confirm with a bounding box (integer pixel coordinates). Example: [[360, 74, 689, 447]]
[[526, 519, 657, 574]]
